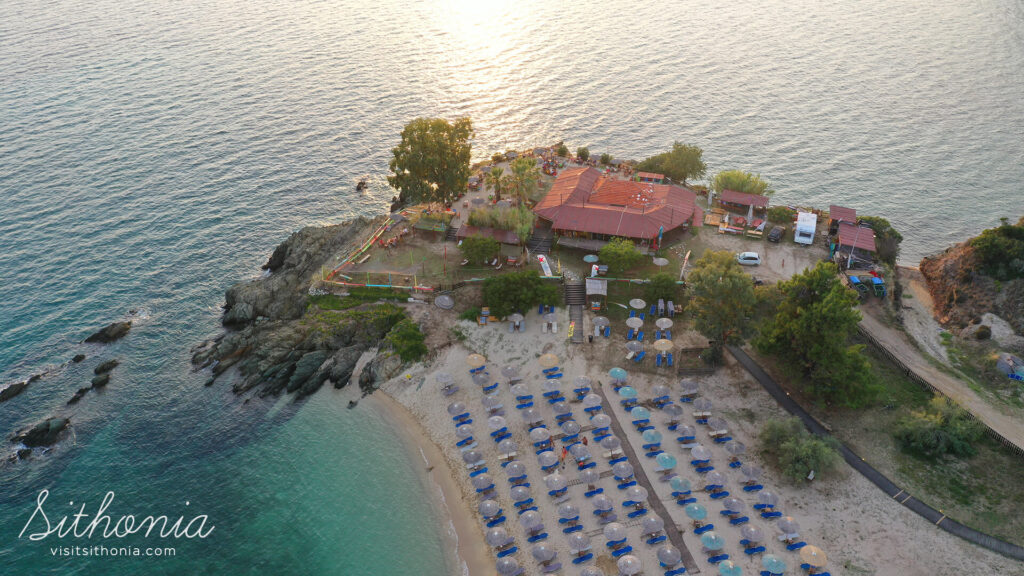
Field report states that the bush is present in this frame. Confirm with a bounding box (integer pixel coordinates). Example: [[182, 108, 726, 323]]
[[644, 272, 680, 303], [968, 216, 1024, 280], [859, 215, 903, 265], [759, 418, 841, 482], [975, 325, 991, 340], [492, 152, 505, 163], [309, 288, 404, 311], [712, 170, 773, 196], [482, 270, 559, 318], [894, 398, 985, 458], [635, 142, 706, 185], [576, 147, 590, 162], [599, 238, 642, 273], [555, 142, 569, 157], [459, 234, 500, 264], [767, 206, 796, 224], [599, 153, 613, 165], [459, 306, 481, 321], [467, 205, 535, 240], [384, 319, 428, 362]]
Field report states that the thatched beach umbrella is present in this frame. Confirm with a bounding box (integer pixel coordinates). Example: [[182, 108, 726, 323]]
[[600, 434, 620, 451], [626, 341, 643, 353], [655, 317, 673, 329], [447, 401, 466, 416], [502, 365, 520, 380], [538, 451, 558, 468], [679, 379, 700, 396], [486, 526, 512, 547], [625, 317, 643, 329], [473, 372, 491, 386], [652, 257, 669, 267], [724, 440, 746, 457], [583, 394, 602, 409], [538, 353, 559, 368], [434, 294, 455, 309], [592, 316, 610, 327], [690, 445, 712, 461], [508, 312, 524, 323], [487, 415, 507, 431], [531, 542, 556, 563], [617, 554, 642, 576], [741, 464, 763, 483], [455, 423, 474, 439], [762, 554, 787, 574], [656, 545, 680, 566], [568, 532, 591, 554], [529, 427, 551, 443], [629, 298, 646, 310], [544, 472, 568, 491], [652, 338, 673, 351], [723, 497, 745, 514], [466, 353, 487, 368], [573, 375, 592, 388], [496, 557, 521, 576], [800, 545, 828, 568], [558, 502, 580, 521], [504, 460, 526, 479], [758, 491, 780, 509], [603, 522, 627, 542], [741, 524, 765, 544], [778, 516, 801, 535]]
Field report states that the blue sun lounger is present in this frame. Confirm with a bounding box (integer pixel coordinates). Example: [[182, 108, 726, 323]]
[[707, 554, 729, 564], [664, 567, 687, 576], [693, 524, 714, 535]]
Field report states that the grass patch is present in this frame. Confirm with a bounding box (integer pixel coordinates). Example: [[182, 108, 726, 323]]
[[308, 287, 406, 311]]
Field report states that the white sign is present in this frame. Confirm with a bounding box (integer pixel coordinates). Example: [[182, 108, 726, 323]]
[[585, 278, 607, 296]]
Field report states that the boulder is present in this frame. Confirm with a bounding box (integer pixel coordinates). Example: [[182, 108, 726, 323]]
[[330, 346, 365, 389], [287, 350, 330, 395], [94, 359, 119, 374], [14, 418, 70, 447], [85, 322, 132, 343], [67, 387, 91, 404], [91, 373, 110, 388], [72, 354, 86, 363], [17, 448, 32, 460], [0, 381, 29, 403]]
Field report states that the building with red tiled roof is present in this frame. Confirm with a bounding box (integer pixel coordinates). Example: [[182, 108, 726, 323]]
[[719, 189, 769, 209], [533, 167, 702, 241], [837, 222, 877, 253]]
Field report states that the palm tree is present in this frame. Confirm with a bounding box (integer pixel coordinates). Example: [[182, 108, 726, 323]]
[[485, 167, 505, 202], [508, 157, 540, 205]]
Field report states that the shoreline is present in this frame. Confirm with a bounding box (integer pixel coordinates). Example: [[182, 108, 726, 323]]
[[367, 390, 491, 576]]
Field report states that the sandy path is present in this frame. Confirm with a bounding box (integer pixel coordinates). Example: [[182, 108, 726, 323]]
[[858, 311, 1024, 451]]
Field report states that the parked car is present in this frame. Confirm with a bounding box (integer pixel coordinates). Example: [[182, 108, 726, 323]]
[[736, 252, 762, 266], [767, 225, 785, 243]]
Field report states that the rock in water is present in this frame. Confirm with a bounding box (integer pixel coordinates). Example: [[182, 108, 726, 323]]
[[68, 387, 91, 404], [17, 448, 32, 460], [14, 418, 70, 447], [85, 322, 132, 343], [91, 374, 110, 388], [72, 354, 86, 363], [93, 359, 119, 374], [0, 381, 29, 403]]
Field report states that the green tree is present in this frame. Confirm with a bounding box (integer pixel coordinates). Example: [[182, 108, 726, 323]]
[[712, 169, 773, 196], [555, 142, 570, 157], [491, 152, 505, 163], [767, 206, 796, 224], [388, 117, 474, 206], [485, 166, 505, 202], [599, 153, 613, 165], [644, 272, 681, 303], [507, 157, 540, 204], [384, 319, 428, 362], [894, 398, 985, 459], [687, 251, 756, 361], [482, 270, 560, 318], [968, 216, 1024, 280], [576, 147, 590, 162], [755, 261, 877, 406], [759, 418, 841, 482], [459, 234, 499, 264], [859, 215, 903, 266], [599, 238, 642, 273], [636, 142, 706, 185]]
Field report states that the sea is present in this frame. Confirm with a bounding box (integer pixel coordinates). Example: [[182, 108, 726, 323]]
[[1, 0, 1022, 574]]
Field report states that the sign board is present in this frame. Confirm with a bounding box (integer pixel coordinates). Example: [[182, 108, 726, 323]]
[[585, 278, 607, 296], [537, 254, 552, 277], [567, 321, 575, 339]]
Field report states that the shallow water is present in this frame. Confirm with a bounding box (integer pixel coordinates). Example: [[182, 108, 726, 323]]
[[2, 0, 1022, 573]]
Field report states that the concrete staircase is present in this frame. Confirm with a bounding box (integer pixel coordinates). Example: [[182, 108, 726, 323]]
[[526, 229, 553, 254], [564, 281, 586, 344], [445, 224, 460, 242]]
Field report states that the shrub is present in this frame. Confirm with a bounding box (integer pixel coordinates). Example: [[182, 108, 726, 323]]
[[482, 270, 559, 318], [644, 272, 680, 303], [767, 206, 796, 224], [467, 205, 535, 240], [599, 238, 642, 273], [385, 319, 428, 362], [459, 234, 500, 264], [859, 215, 903, 265], [975, 325, 991, 340], [576, 147, 590, 162], [599, 153, 613, 165], [969, 216, 1024, 280], [759, 418, 841, 482], [712, 170, 773, 196], [308, 288, 404, 311], [555, 142, 569, 157], [492, 152, 505, 163], [459, 306, 481, 321], [894, 398, 985, 458]]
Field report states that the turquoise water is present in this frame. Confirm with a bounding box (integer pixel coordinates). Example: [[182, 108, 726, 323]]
[[2, 0, 1023, 573]]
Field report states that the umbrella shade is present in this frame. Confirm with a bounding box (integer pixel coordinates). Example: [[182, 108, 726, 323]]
[[510, 485, 531, 502], [466, 353, 487, 368], [543, 312, 558, 323], [583, 393, 603, 408], [462, 450, 483, 464], [680, 380, 700, 395], [618, 386, 637, 398], [482, 395, 502, 408], [690, 445, 712, 460], [630, 406, 651, 420], [700, 531, 725, 550], [510, 383, 529, 397], [496, 557, 520, 575], [655, 317, 673, 329], [641, 429, 662, 444], [498, 439, 518, 455], [800, 545, 827, 567], [656, 545, 681, 566], [479, 499, 501, 517], [617, 554, 642, 575], [447, 402, 466, 416], [656, 453, 677, 469], [473, 372, 491, 386], [603, 522, 627, 541], [486, 527, 511, 547], [651, 384, 670, 398], [579, 468, 601, 484], [652, 257, 669, 266], [538, 451, 558, 468], [487, 416, 507, 431], [592, 316, 611, 327], [663, 404, 684, 418], [502, 365, 520, 379], [472, 474, 494, 491], [740, 524, 764, 543], [600, 435, 621, 451], [544, 380, 563, 394], [504, 461, 526, 478], [591, 413, 612, 428], [558, 503, 580, 519], [561, 420, 581, 436], [718, 560, 742, 576], [707, 416, 728, 430], [684, 503, 707, 521], [642, 515, 665, 534], [626, 341, 644, 352], [670, 476, 691, 493], [625, 317, 644, 329], [705, 471, 726, 487], [592, 494, 614, 511], [530, 427, 551, 443], [741, 464, 763, 482], [612, 462, 633, 478], [521, 407, 542, 423], [693, 398, 713, 411], [777, 516, 800, 534], [724, 440, 746, 456], [629, 298, 647, 310], [652, 338, 673, 351], [471, 197, 485, 205], [723, 497, 745, 513], [574, 375, 592, 388], [544, 472, 568, 491], [626, 486, 648, 502], [532, 543, 556, 562], [434, 294, 455, 309], [508, 313, 524, 322], [762, 555, 787, 574], [538, 353, 559, 368], [570, 444, 591, 459], [456, 424, 474, 439], [520, 510, 542, 529], [677, 425, 696, 437], [583, 254, 600, 263], [609, 367, 628, 380], [569, 532, 591, 553], [758, 491, 779, 508], [435, 372, 454, 385]]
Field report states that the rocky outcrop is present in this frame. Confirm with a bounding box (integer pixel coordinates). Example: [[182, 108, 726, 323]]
[[359, 352, 404, 394], [91, 374, 110, 388], [0, 381, 29, 403], [72, 354, 86, 363], [85, 321, 132, 343], [94, 359, 119, 374], [193, 217, 418, 398], [921, 242, 1024, 334], [13, 418, 70, 447]]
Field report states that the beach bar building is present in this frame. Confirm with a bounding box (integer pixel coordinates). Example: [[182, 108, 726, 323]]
[[834, 221, 877, 268], [828, 204, 857, 234], [636, 171, 665, 184], [533, 167, 702, 246], [719, 189, 770, 216]]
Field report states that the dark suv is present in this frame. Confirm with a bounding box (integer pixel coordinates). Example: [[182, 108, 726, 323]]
[[767, 225, 785, 243]]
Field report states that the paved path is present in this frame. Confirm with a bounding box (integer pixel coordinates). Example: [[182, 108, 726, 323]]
[[595, 383, 701, 573], [727, 345, 1024, 561], [858, 312, 1024, 454]]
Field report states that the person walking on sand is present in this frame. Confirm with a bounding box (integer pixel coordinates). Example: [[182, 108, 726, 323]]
[[582, 436, 588, 446]]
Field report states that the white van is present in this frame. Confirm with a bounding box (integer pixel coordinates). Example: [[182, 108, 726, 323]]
[[794, 212, 817, 246]]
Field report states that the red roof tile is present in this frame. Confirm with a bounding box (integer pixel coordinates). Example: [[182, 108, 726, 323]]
[[829, 205, 857, 224], [533, 168, 699, 239], [719, 189, 769, 208], [837, 222, 877, 252], [637, 172, 664, 181]]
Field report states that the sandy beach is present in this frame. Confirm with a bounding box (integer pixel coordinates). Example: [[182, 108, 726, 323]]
[[373, 300, 1023, 576]]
